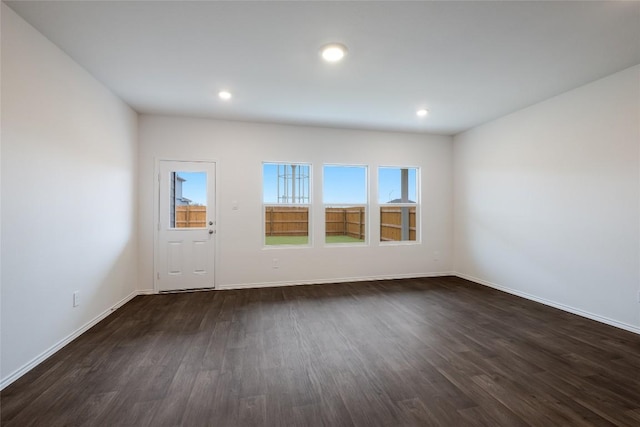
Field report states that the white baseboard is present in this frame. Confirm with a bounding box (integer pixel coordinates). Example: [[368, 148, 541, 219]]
[[454, 272, 640, 335], [0, 290, 139, 391], [219, 271, 454, 290]]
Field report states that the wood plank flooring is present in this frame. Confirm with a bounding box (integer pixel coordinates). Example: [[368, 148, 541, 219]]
[[2, 276, 640, 426]]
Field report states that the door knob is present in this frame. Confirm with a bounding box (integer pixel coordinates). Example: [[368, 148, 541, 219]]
[[209, 221, 213, 226], [209, 230, 214, 235]]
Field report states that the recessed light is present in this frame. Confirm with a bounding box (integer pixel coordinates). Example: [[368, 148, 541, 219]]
[[321, 43, 348, 62], [218, 90, 232, 100], [416, 109, 429, 117]]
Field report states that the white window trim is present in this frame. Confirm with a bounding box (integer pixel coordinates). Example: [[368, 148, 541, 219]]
[[323, 164, 369, 246], [262, 162, 312, 248], [378, 166, 420, 245]]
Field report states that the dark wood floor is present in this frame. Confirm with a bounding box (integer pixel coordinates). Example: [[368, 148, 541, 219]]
[[2, 277, 640, 426]]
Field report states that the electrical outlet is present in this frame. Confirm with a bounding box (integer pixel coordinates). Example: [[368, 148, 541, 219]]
[[433, 250, 440, 262], [73, 291, 80, 307], [272, 258, 279, 269]]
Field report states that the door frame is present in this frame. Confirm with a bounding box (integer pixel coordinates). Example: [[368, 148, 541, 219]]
[[153, 158, 219, 293]]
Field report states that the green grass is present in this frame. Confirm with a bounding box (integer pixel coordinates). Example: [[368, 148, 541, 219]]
[[265, 236, 309, 245], [265, 235, 365, 245], [325, 235, 365, 244]]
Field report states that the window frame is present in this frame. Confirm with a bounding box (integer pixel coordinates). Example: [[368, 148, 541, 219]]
[[262, 162, 313, 248], [322, 164, 369, 246], [378, 165, 420, 245]]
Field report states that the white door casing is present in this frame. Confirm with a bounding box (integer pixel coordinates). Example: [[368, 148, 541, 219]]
[[156, 160, 216, 292]]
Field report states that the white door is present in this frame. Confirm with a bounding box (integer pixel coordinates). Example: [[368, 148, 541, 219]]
[[157, 160, 216, 292]]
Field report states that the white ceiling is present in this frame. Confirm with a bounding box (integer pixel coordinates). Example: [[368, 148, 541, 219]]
[[5, 1, 640, 135]]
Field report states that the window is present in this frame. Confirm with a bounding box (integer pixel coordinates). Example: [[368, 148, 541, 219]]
[[170, 171, 207, 228], [324, 165, 367, 244], [379, 167, 418, 242], [263, 163, 311, 246]]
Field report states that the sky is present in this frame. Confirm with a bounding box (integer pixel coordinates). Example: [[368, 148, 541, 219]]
[[263, 164, 312, 203], [378, 167, 417, 203], [177, 166, 418, 206], [176, 171, 207, 205], [262, 164, 417, 205]]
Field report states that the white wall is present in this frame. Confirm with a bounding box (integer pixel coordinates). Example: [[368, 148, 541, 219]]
[[138, 116, 453, 290], [453, 65, 640, 332], [1, 4, 138, 386]]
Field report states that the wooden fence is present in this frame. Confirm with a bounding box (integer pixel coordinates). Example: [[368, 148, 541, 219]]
[[380, 206, 416, 241], [325, 207, 365, 239], [264, 206, 309, 236], [264, 206, 364, 239], [264, 206, 415, 241], [177, 205, 415, 239], [175, 205, 207, 228]]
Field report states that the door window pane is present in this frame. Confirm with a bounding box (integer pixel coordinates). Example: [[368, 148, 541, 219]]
[[171, 171, 207, 228]]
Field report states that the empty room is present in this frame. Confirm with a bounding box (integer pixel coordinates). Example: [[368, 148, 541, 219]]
[[1, 1, 639, 426]]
